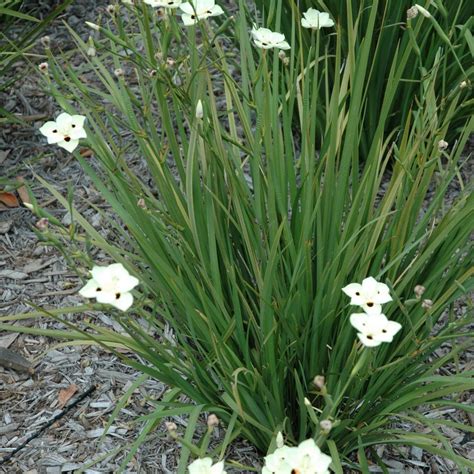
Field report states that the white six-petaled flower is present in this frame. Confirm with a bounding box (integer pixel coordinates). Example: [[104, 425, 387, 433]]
[[39, 112, 87, 153], [179, 0, 224, 26], [262, 439, 332, 474], [349, 312, 402, 347], [188, 457, 226, 474], [301, 8, 334, 30], [144, 0, 182, 7], [251, 26, 291, 50], [79, 263, 139, 311], [342, 276, 392, 315]]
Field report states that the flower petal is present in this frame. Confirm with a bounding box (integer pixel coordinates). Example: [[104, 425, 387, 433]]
[[79, 279, 101, 298], [357, 333, 382, 347], [57, 138, 79, 153]]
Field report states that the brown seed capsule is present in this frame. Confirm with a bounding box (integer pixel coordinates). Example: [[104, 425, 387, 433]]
[[320, 420, 332, 433], [421, 299, 433, 309], [207, 414, 219, 428], [313, 375, 325, 389], [414, 285, 426, 298], [36, 218, 49, 230]]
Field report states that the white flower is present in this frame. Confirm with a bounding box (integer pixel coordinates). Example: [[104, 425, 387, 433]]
[[251, 26, 290, 50], [39, 112, 87, 153], [144, 0, 182, 7], [301, 9, 334, 30], [263, 439, 332, 474], [350, 312, 402, 347], [195, 99, 204, 119], [179, 0, 224, 26], [188, 458, 226, 474], [79, 263, 139, 311], [342, 276, 392, 315]]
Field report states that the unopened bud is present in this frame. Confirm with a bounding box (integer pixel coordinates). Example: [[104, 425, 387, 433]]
[[460, 80, 468, 89], [154, 51, 163, 62], [407, 6, 418, 20], [438, 139, 448, 151], [414, 4, 431, 18], [195, 100, 204, 119], [278, 50, 286, 61], [38, 62, 49, 72], [85, 21, 100, 31], [304, 397, 312, 407], [114, 68, 125, 78], [87, 46, 96, 57], [414, 285, 426, 298], [283, 57, 290, 67], [40, 36, 51, 48], [276, 431, 284, 448], [35, 218, 49, 230], [137, 198, 146, 209], [207, 414, 219, 428], [320, 419, 332, 433], [421, 299, 433, 309], [313, 375, 325, 390]]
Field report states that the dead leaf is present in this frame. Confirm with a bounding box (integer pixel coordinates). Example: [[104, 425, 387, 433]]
[[0, 192, 19, 208], [15, 176, 31, 207], [80, 148, 93, 157], [58, 384, 78, 408]]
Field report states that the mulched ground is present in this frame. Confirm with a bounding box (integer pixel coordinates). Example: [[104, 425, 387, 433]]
[[1, 1, 472, 473]]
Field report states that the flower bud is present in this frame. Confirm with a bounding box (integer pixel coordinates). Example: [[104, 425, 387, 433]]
[[421, 299, 433, 309], [276, 431, 284, 448], [320, 420, 332, 433], [414, 4, 431, 18], [278, 50, 286, 61], [85, 21, 100, 31], [207, 414, 219, 429], [114, 68, 125, 78], [35, 218, 49, 231], [137, 198, 146, 209], [414, 285, 426, 298], [195, 100, 204, 119], [438, 139, 448, 151], [304, 397, 312, 407], [283, 57, 290, 66], [460, 80, 468, 89], [39, 62, 49, 73], [313, 375, 325, 390]]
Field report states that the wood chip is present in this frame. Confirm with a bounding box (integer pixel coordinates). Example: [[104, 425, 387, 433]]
[[0, 269, 28, 280], [0, 347, 34, 374], [0, 219, 13, 234]]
